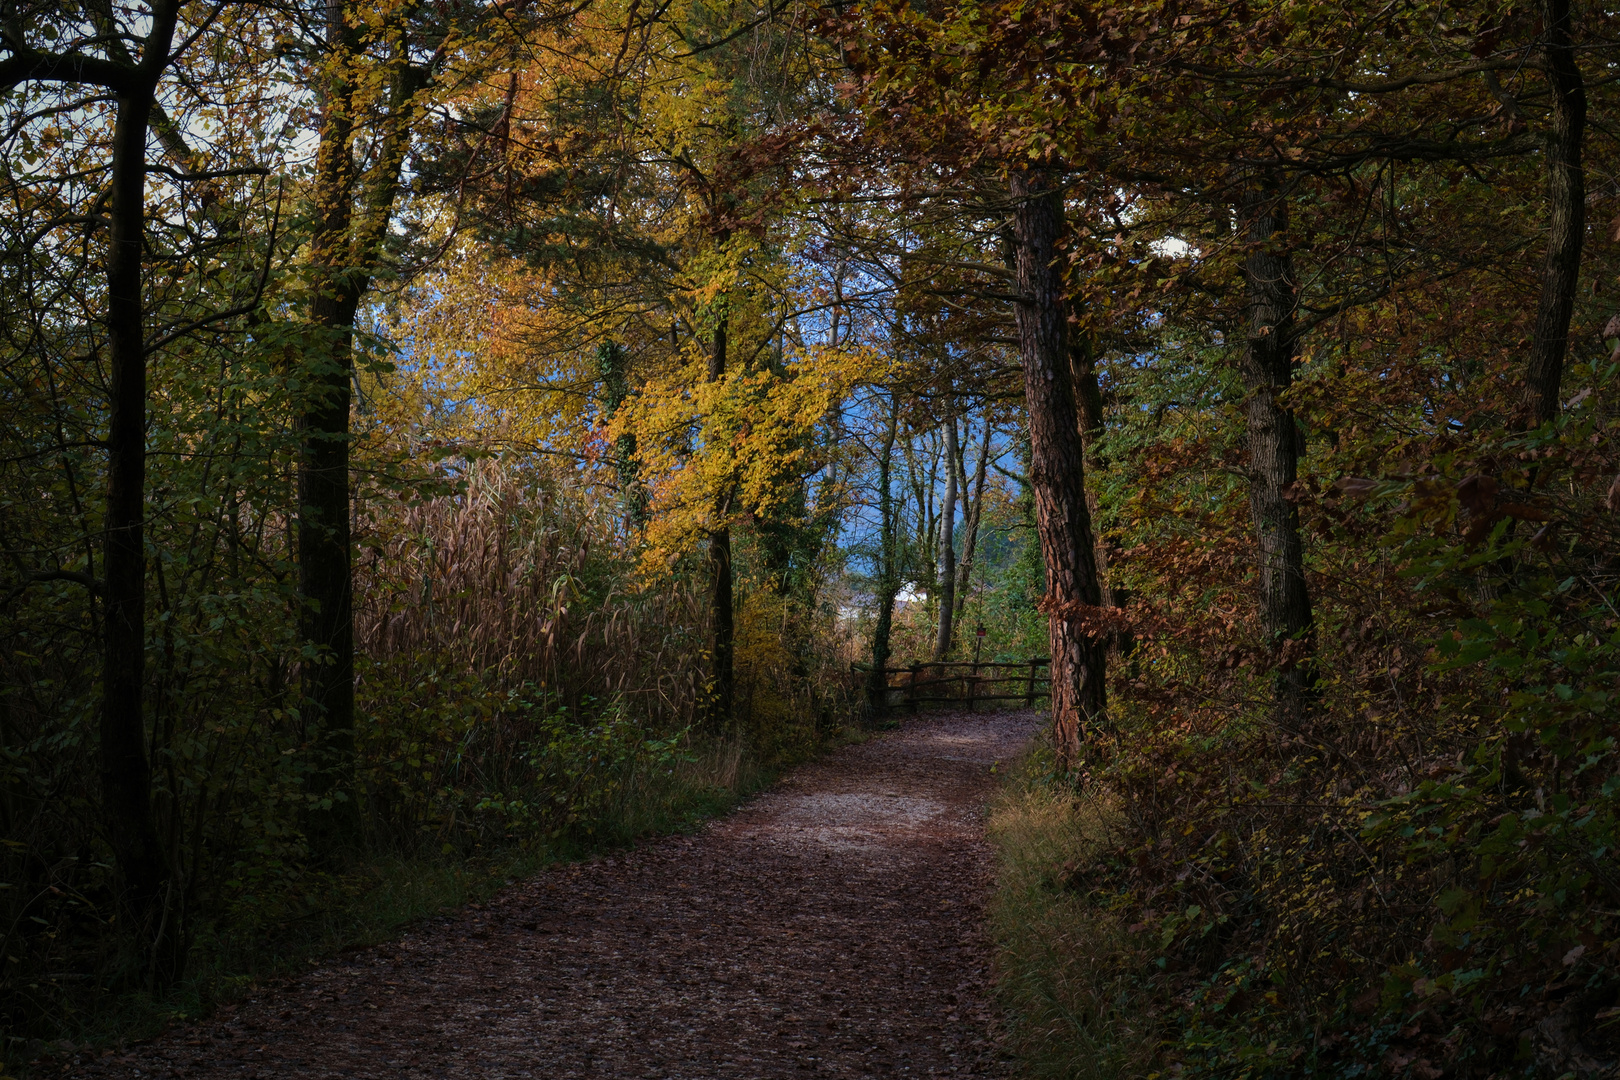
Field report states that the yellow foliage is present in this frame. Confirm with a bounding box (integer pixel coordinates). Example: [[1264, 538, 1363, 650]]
[[610, 343, 879, 571]]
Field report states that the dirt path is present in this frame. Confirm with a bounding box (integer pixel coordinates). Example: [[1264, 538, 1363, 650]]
[[76, 710, 1036, 1079]]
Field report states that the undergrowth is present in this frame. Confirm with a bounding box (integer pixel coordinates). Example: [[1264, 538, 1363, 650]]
[[986, 743, 1160, 1080], [12, 737, 784, 1071]]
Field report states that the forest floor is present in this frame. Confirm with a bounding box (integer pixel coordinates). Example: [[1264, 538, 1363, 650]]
[[68, 709, 1036, 1079]]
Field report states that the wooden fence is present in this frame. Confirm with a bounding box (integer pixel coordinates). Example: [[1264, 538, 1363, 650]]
[[850, 658, 1051, 713]]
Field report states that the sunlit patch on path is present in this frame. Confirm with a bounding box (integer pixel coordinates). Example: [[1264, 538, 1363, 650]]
[[81, 711, 1038, 1079]]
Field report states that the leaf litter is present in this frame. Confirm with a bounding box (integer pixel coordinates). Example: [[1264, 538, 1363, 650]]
[[76, 710, 1037, 1078]]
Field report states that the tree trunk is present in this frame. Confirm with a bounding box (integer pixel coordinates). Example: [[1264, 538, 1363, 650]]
[[1010, 170, 1106, 771], [867, 393, 901, 716], [902, 436, 936, 596], [1068, 326, 1118, 608], [706, 313, 734, 731], [932, 414, 958, 661], [300, 12, 363, 846], [101, 0, 182, 987], [1240, 180, 1316, 714], [1524, 0, 1587, 426], [954, 419, 991, 620], [597, 341, 645, 527], [1070, 330, 1106, 454], [299, 16, 427, 846]]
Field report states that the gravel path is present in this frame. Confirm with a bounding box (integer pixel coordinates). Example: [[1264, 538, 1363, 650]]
[[76, 710, 1036, 1079]]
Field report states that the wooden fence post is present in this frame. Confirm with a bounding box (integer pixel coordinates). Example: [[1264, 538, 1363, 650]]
[[908, 661, 920, 715], [1025, 658, 1038, 706]]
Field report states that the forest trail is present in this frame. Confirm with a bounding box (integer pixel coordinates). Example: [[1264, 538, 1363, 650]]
[[79, 710, 1036, 1079]]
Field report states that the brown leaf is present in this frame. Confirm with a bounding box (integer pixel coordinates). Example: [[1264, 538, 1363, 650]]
[[1497, 502, 1554, 522], [1456, 474, 1498, 515]]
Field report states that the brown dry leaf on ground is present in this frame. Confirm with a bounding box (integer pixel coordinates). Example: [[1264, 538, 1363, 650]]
[[72, 710, 1036, 1079]]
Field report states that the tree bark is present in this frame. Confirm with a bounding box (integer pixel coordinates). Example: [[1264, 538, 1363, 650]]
[[300, 10, 363, 845], [1010, 170, 1106, 771], [1524, 0, 1587, 426], [597, 341, 645, 527], [1240, 180, 1316, 714], [1068, 326, 1118, 608], [902, 436, 936, 595], [867, 392, 901, 716], [706, 313, 734, 731], [954, 418, 991, 620], [100, 0, 182, 986], [300, 13, 427, 845], [1070, 330, 1106, 455], [932, 414, 958, 661]]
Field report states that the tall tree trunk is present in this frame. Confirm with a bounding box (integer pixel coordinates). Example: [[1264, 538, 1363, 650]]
[[706, 313, 734, 731], [300, 13, 363, 845], [1240, 180, 1316, 714], [1010, 170, 1106, 771], [1067, 326, 1117, 608], [1524, 0, 1587, 425], [954, 418, 991, 620], [902, 436, 937, 595], [300, 17, 427, 845], [1070, 330, 1106, 453], [100, 0, 182, 987], [867, 393, 901, 715], [933, 414, 958, 661]]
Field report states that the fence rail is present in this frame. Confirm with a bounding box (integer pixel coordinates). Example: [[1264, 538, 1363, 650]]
[[850, 657, 1051, 714]]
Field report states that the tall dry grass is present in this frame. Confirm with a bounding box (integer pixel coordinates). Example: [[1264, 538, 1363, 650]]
[[355, 456, 707, 729]]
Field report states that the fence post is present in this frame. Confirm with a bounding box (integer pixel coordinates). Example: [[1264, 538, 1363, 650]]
[[908, 661, 920, 715], [1025, 658, 1038, 706], [864, 662, 886, 723], [967, 672, 977, 713]]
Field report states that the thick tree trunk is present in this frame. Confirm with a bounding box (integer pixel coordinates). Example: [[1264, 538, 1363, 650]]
[[1524, 0, 1587, 425], [706, 314, 734, 731], [1240, 181, 1316, 714], [1010, 171, 1106, 771], [954, 419, 990, 620], [101, 0, 181, 987], [300, 18, 363, 845], [867, 393, 901, 716], [299, 17, 425, 845], [932, 414, 958, 661]]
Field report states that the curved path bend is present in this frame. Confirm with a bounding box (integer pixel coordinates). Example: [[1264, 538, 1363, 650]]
[[79, 710, 1035, 1079]]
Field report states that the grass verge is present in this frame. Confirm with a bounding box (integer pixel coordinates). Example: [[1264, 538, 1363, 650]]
[[985, 745, 1161, 1080]]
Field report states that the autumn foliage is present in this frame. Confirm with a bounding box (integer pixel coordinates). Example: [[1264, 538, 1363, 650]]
[[5, 0, 1620, 1074]]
